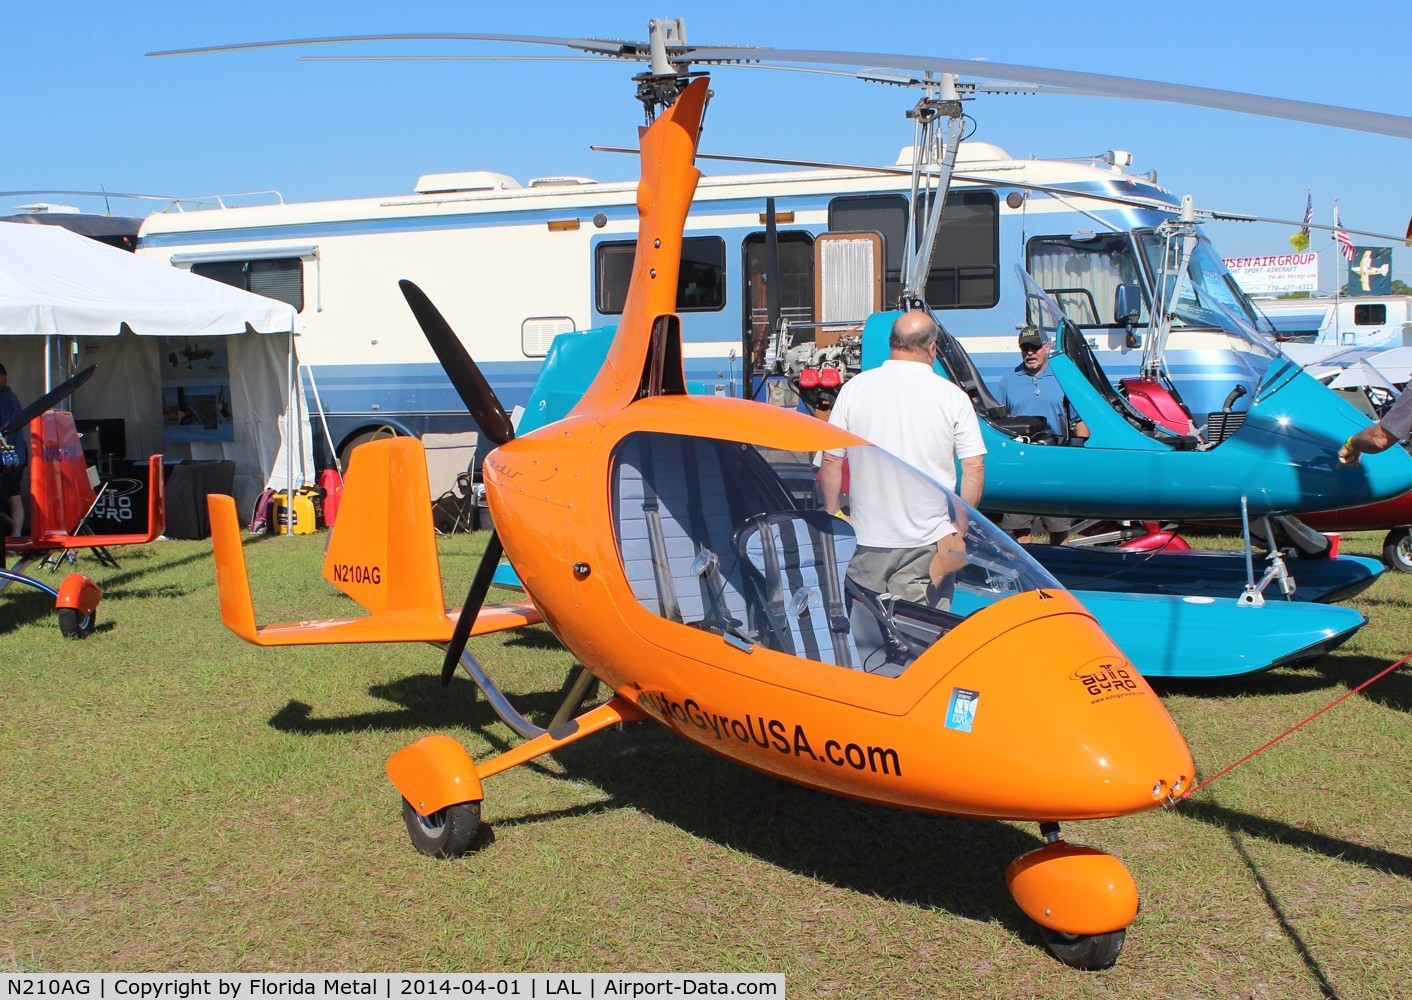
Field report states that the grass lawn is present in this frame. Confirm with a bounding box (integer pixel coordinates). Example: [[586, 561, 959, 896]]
[[1, 528, 1409, 996]]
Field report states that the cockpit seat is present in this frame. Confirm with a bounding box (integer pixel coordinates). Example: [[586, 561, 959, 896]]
[[933, 326, 1053, 441], [733, 510, 859, 668], [614, 435, 758, 629]]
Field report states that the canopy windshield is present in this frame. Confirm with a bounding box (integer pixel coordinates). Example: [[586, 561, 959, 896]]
[[1136, 230, 1281, 356], [610, 429, 1059, 678]]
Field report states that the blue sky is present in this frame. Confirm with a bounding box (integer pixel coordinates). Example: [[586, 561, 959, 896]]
[[6, 0, 1409, 285]]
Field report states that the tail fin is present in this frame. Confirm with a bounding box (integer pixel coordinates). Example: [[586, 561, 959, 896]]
[[321, 437, 444, 615], [207, 437, 540, 646]]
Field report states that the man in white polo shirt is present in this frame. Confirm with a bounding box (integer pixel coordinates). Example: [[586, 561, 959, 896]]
[[819, 311, 986, 616]]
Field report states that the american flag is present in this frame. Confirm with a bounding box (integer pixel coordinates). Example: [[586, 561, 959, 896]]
[[1299, 192, 1313, 238], [1333, 205, 1355, 261]]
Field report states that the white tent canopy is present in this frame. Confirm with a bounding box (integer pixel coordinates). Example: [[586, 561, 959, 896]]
[[0, 221, 311, 515], [0, 222, 298, 340]]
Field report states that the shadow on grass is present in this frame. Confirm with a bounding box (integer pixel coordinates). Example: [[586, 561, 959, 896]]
[[1177, 796, 1409, 999], [1154, 653, 1412, 712], [269, 674, 1055, 946], [267, 672, 575, 735], [1179, 799, 1411, 879], [511, 725, 1050, 948]]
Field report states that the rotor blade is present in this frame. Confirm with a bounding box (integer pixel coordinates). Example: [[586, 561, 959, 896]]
[[147, 32, 649, 59], [1193, 211, 1407, 243], [0, 189, 180, 201], [441, 529, 505, 687], [148, 32, 1412, 136], [397, 280, 514, 447], [689, 46, 1412, 139], [296, 55, 613, 63], [1, 365, 96, 437]]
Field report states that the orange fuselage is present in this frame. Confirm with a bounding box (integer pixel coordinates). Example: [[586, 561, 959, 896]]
[[485, 397, 1193, 822]]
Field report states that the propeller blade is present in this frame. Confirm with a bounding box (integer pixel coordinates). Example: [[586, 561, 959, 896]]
[[1, 365, 97, 437], [441, 529, 506, 687], [398, 279, 514, 447]]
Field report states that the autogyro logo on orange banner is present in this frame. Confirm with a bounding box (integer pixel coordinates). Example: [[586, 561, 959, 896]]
[[638, 690, 902, 777], [1072, 661, 1142, 703]]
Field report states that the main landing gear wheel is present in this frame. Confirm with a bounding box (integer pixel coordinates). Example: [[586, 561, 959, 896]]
[[1383, 527, 1412, 574], [57, 607, 96, 639], [400, 797, 481, 858], [1040, 927, 1126, 970]]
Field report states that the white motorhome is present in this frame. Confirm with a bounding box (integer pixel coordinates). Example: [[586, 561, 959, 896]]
[[1253, 294, 1412, 349], [136, 143, 1274, 466]]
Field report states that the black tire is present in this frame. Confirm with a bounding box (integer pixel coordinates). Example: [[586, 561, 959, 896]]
[[1040, 927, 1126, 970], [57, 607, 96, 639], [1382, 528, 1412, 574], [400, 797, 481, 858]]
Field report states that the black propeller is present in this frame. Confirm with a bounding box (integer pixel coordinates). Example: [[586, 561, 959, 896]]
[[1, 365, 97, 437], [398, 280, 514, 447], [396, 280, 514, 686]]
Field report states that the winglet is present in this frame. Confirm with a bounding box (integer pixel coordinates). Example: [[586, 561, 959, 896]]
[[209, 493, 260, 643]]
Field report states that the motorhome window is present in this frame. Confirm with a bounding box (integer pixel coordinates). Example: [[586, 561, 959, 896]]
[[830, 195, 907, 307], [1026, 235, 1147, 327], [191, 258, 304, 312], [828, 192, 999, 310], [922, 191, 999, 309], [743, 231, 815, 360], [595, 237, 727, 315], [1354, 304, 1386, 326]]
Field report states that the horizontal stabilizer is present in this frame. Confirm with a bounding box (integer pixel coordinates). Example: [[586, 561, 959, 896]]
[[206, 488, 542, 652]]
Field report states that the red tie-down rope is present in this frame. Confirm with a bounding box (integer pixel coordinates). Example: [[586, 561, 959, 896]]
[[1170, 651, 1412, 804]]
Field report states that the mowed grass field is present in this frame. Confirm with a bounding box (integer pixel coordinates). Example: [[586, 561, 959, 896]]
[[1, 528, 1409, 996]]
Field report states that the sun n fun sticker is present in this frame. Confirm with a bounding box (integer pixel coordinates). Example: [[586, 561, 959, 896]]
[[945, 687, 980, 733]]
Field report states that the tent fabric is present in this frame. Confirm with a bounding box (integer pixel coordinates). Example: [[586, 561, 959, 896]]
[[0, 222, 299, 337], [0, 222, 310, 514]]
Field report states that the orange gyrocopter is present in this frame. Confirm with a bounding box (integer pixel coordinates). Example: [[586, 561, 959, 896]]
[[2, 365, 165, 637], [207, 76, 1193, 969]]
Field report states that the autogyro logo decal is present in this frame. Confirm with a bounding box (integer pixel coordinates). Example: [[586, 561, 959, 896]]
[[638, 690, 902, 777], [1072, 661, 1142, 703]]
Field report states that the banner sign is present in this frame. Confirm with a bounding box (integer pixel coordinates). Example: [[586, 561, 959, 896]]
[[1347, 246, 1393, 296], [1221, 253, 1319, 294]]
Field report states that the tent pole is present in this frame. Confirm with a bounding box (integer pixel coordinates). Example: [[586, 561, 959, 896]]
[[303, 363, 342, 475], [285, 337, 294, 540]]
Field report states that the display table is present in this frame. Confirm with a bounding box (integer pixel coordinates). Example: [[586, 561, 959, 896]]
[[164, 460, 235, 539], [94, 459, 234, 540]]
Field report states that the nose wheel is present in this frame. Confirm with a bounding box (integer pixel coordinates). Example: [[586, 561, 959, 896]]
[[1039, 926, 1126, 970], [1006, 821, 1137, 969]]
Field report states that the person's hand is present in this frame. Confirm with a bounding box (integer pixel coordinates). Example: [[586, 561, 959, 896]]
[[1338, 437, 1361, 466]]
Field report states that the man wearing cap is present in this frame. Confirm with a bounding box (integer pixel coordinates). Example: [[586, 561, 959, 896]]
[[0, 362, 27, 537], [991, 328, 1088, 545], [1337, 385, 1412, 466]]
